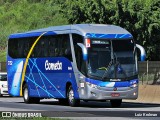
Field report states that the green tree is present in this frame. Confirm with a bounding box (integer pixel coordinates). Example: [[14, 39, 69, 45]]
[[62, 0, 160, 60], [0, 0, 68, 50]]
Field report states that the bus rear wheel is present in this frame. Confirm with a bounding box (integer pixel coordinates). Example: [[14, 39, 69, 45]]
[[23, 84, 40, 104], [110, 99, 122, 107], [67, 86, 80, 107]]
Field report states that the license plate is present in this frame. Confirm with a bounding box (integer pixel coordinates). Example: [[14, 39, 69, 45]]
[[111, 93, 120, 97]]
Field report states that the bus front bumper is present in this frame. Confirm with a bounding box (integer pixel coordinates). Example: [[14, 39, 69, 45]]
[[78, 85, 138, 100]]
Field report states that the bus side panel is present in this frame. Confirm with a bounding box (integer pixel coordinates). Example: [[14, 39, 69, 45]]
[[25, 57, 78, 99], [7, 57, 25, 96]]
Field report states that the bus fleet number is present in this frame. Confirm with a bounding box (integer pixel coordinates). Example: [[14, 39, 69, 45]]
[[8, 61, 13, 65]]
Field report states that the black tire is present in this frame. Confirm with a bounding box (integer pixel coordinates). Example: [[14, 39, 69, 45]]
[[110, 99, 122, 107], [67, 86, 80, 107], [23, 84, 40, 104]]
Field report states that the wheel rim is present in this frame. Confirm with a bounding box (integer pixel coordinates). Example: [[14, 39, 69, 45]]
[[24, 88, 28, 100], [69, 89, 74, 103]]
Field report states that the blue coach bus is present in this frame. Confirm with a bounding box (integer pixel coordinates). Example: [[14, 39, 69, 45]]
[[7, 24, 145, 107]]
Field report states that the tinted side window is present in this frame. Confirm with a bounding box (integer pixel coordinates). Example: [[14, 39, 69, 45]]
[[31, 36, 53, 58], [8, 34, 72, 61], [8, 38, 34, 58], [8, 38, 18, 58], [31, 34, 72, 60], [59, 34, 72, 61]]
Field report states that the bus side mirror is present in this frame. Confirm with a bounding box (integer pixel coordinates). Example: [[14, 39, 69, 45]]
[[77, 43, 88, 61], [136, 44, 146, 61]]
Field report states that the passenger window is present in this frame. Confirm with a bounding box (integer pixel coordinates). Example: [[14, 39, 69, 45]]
[[8, 34, 73, 61]]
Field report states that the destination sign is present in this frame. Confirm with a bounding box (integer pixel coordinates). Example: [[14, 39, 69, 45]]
[[92, 40, 109, 44]]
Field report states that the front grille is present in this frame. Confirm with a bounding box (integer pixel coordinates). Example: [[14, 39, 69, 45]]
[[3, 91, 8, 93], [97, 86, 131, 91]]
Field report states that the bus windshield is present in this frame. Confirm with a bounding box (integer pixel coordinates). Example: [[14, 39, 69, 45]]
[[87, 39, 137, 81]]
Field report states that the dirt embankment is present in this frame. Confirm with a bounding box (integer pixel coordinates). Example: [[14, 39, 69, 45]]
[[124, 85, 160, 104]]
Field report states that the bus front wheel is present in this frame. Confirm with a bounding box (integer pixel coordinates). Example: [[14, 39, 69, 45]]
[[110, 99, 122, 107], [67, 86, 80, 107], [23, 84, 40, 104]]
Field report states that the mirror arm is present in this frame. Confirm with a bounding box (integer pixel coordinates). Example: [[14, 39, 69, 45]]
[[77, 43, 88, 60], [136, 44, 146, 61]]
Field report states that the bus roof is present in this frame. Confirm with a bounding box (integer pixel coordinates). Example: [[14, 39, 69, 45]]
[[9, 24, 132, 39]]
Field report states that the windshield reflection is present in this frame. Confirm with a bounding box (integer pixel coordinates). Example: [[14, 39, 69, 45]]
[[87, 39, 137, 81]]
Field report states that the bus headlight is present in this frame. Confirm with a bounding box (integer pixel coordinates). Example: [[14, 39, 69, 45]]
[[78, 74, 85, 81], [131, 83, 138, 88], [86, 82, 98, 89], [2, 84, 7, 88], [80, 83, 85, 88], [78, 74, 85, 88]]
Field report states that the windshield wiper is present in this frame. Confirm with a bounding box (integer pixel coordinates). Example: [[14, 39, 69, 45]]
[[115, 60, 127, 78], [100, 41, 114, 80], [114, 52, 128, 79], [101, 60, 113, 80], [100, 53, 128, 80]]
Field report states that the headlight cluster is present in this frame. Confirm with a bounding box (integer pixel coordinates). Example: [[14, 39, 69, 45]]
[[130, 83, 138, 88], [78, 74, 99, 89], [86, 82, 98, 89], [2, 84, 7, 88]]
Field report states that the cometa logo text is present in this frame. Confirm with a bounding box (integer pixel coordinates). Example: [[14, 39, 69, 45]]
[[45, 60, 62, 70]]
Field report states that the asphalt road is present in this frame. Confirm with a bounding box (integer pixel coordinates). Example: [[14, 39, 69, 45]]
[[0, 96, 160, 119]]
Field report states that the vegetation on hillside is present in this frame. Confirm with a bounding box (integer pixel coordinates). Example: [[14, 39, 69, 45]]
[[0, 49, 6, 63], [0, 0, 160, 61], [62, 0, 160, 60], [0, 0, 68, 50]]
